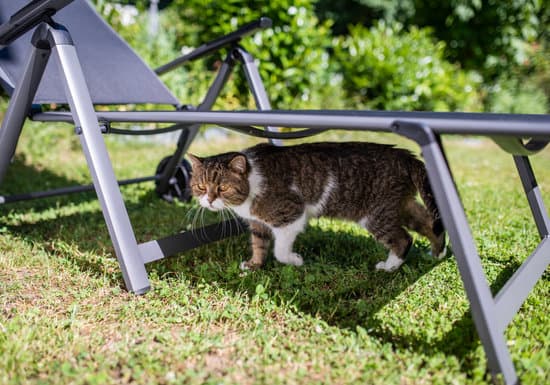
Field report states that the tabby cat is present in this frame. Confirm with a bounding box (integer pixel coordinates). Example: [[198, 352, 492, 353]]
[[188, 142, 446, 272]]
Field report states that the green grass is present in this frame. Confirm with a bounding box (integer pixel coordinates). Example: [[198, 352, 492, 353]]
[[1, 122, 549, 384]]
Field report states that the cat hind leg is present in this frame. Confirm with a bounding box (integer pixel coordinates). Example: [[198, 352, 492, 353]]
[[402, 200, 447, 259], [373, 226, 413, 272], [375, 238, 413, 272]]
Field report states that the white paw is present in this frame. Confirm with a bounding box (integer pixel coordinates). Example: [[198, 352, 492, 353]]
[[239, 261, 250, 271], [279, 252, 303, 266], [436, 245, 448, 260], [429, 245, 448, 260], [375, 252, 404, 272], [239, 260, 263, 271], [376, 261, 398, 272]]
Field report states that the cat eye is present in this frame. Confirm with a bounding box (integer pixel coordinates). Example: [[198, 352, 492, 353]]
[[195, 183, 206, 191], [219, 184, 229, 192]]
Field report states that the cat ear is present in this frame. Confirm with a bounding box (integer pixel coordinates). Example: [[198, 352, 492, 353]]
[[187, 154, 203, 170], [229, 154, 247, 174]]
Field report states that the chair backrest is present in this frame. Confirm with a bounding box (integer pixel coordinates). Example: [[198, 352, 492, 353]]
[[0, 0, 180, 106]]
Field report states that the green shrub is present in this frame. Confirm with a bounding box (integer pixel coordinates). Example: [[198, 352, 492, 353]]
[[316, 0, 549, 84], [334, 21, 482, 111], [163, 0, 343, 109], [485, 40, 549, 114], [407, 0, 548, 81], [486, 78, 548, 114], [530, 42, 550, 108], [92, 0, 345, 109]]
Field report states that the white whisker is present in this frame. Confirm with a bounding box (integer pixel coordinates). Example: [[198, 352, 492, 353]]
[[227, 207, 245, 236], [220, 208, 228, 239], [192, 207, 201, 237]]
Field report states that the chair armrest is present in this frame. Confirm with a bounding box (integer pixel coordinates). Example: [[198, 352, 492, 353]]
[[0, 0, 75, 46], [155, 17, 272, 75]]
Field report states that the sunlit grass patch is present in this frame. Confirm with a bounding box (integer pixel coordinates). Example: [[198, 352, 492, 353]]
[[1, 125, 548, 384]]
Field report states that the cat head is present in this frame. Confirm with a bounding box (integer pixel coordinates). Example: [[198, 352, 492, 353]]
[[188, 153, 250, 211]]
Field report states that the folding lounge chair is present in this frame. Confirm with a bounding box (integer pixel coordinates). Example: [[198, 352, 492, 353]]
[[1, 1, 549, 384], [0, 0, 276, 289]]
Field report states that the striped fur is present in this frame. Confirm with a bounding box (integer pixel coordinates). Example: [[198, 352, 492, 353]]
[[189, 142, 446, 271]]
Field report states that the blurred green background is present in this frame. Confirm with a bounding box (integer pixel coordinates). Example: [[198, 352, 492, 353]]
[[89, 0, 549, 114]]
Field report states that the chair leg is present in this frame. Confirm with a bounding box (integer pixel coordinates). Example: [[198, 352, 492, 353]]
[[235, 46, 282, 146], [393, 121, 519, 385], [0, 44, 50, 185], [513, 155, 550, 238], [46, 25, 150, 294]]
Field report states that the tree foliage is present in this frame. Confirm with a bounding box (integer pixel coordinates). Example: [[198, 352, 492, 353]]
[[317, 0, 549, 80], [90, 0, 548, 113], [164, 0, 337, 109], [408, 0, 548, 79], [334, 22, 481, 111], [315, 0, 415, 35]]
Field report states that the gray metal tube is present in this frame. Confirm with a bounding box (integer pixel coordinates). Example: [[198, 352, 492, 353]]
[[32, 110, 550, 139], [0, 44, 50, 184], [52, 32, 150, 294], [494, 237, 550, 333], [514, 155, 550, 237], [237, 46, 282, 146]]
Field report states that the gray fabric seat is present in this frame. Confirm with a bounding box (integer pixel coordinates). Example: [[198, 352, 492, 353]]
[[0, 0, 179, 105]]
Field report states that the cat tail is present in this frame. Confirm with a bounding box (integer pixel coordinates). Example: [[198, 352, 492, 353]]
[[409, 159, 445, 237]]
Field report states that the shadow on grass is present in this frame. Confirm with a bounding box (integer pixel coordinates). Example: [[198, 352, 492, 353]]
[[1, 158, 518, 376], [362, 261, 520, 373], [0, 155, 170, 283], [0, 154, 100, 208]]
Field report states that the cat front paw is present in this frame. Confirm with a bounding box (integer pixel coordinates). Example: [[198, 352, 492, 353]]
[[239, 260, 263, 271], [278, 252, 303, 266]]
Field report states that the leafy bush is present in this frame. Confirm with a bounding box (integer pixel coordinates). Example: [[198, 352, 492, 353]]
[[316, 0, 549, 83], [334, 22, 482, 111], [160, 0, 343, 109], [530, 42, 550, 109], [485, 39, 549, 114], [315, 0, 416, 35], [407, 0, 548, 80], [486, 78, 548, 114]]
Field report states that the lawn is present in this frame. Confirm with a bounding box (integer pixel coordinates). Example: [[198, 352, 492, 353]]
[[0, 121, 549, 384]]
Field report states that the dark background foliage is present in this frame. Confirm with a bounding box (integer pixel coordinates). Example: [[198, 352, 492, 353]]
[[36, 1, 550, 112]]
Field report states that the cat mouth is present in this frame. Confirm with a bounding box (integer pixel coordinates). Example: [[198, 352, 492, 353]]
[[199, 196, 226, 211]]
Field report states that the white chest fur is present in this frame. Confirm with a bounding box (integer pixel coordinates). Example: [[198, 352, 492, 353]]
[[231, 197, 256, 221], [230, 160, 264, 222]]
